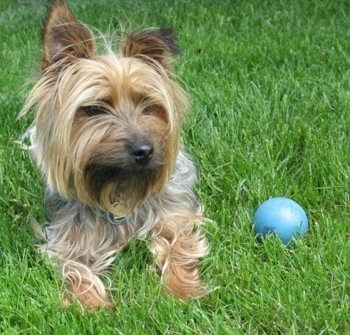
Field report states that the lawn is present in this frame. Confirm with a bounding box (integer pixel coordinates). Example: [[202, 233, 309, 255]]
[[0, 0, 349, 333]]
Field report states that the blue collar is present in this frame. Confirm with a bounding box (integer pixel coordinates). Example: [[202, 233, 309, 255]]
[[108, 212, 126, 225], [108, 203, 127, 225]]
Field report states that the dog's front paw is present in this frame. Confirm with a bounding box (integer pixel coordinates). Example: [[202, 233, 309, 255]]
[[63, 268, 114, 311], [163, 263, 209, 300]]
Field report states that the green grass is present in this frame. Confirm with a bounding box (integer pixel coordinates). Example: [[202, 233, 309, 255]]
[[1, 0, 350, 333]]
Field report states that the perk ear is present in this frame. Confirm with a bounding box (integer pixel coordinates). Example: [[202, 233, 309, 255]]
[[42, 0, 94, 69], [122, 28, 180, 69]]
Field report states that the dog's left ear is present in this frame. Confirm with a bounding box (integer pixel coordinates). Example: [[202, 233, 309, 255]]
[[42, 1, 95, 69], [122, 28, 180, 69]]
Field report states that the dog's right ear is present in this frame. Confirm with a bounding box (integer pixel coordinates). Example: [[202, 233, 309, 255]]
[[42, 0, 94, 69]]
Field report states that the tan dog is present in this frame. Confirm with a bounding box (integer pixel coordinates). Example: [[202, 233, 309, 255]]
[[21, 0, 209, 310]]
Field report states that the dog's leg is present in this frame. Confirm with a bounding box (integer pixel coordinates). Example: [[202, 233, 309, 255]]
[[41, 200, 119, 310], [149, 215, 209, 299]]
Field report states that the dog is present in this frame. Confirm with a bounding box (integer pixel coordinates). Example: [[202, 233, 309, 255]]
[[21, 0, 209, 310]]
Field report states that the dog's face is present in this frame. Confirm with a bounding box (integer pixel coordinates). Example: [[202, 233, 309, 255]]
[[24, 2, 188, 212]]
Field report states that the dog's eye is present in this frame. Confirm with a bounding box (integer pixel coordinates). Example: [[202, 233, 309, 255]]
[[83, 106, 108, 117], [142, 106, 154, 115]]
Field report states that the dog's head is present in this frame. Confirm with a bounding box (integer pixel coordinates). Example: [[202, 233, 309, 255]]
[[22, 1, 188, 213]]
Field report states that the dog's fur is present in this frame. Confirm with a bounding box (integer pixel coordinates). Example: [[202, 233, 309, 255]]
[[21, 0, 208, 310]]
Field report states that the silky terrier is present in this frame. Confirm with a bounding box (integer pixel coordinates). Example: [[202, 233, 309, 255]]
[[21, 0, 209, 310]]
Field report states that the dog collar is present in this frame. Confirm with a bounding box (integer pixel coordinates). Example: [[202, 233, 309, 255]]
[[107, 203, 127, 225]]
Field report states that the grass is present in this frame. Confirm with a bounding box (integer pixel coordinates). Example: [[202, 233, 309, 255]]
[[0, 0, 350, 333]]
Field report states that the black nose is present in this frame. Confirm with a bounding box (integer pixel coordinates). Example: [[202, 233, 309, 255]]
[[130, 141, 154, 164]]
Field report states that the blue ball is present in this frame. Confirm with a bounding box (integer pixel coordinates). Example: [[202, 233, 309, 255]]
[[253, 197, 308, 244]]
